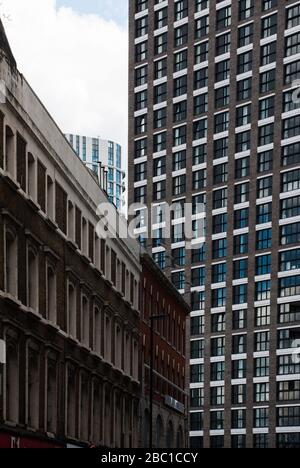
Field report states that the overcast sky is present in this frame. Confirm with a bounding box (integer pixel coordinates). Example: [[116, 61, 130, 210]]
[[2, 0, 129, 159]]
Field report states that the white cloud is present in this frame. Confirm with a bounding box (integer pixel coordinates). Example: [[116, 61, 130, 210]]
[[2, 0, 128, 162]]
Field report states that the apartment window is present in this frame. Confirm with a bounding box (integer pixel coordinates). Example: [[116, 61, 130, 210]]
[[278, 380, 300, 402], [135, 41, 147, 62], [211, 387, 225, 406], [232, 409, 246, 429], [190, 388, 204, 408], [46, 264, 57, 324], [261, 14, 277, 38], [212, 288, 227, 308], [195, 41, 208, 64], [233, 310, 247, 330], [191, 315, 205, 336], [287, 4, 300, 29], [232, 385, 246, 405], [210, 411, 224, 431], [155, 7, 167, 29], [216, 32, 231, 55], [278, 303, 300, 325], [192, 267, 206, 287], [194, 94, 208, 116], [193, 119, 207, 140], [195, 16, 209, 39], [213, 188, 227, 209], [136, 16, 148, 37], [215, 86, 230, 109], [235, 182, 249, 204], [235, 158, 250, 180], [154, 84, 167, 105], [212, 262, 227, 283], [237, 51, 253, 74], [255, 357, 270, 377], [239, 0, 254, 20], [212, 313, 226, 333], [236, 130, 251, 153], [174, 24, 188, 47], [280, 222, 300, 246], [254, 408, 269, 429], [254, 332, 270, 353], [254, 383, 269, 403], [262, 0, 277, 11], [233, 259, 248, 280], [217, 7, 231, 30], [216, 59, 230, 82], [213, 238, 227, 259], [213, 213, 228, 234], [254, 434, 269, 449], [236, 104, 251, 127], [260, 70, 276, 93], [237, 79, 252, 101], [190, 412, 203, 431], [257, 176, 272, 198], [232, 360, 246, 379], [233, 233, 248, 255], [232, 335, 247, 354], [256, 254, 271, 275], [284, 60, 300, 85], [277, 407, 300, 428], [256, 229, 272, 250], [191, 364, 204, 383], [174, 76, 187, 98], [211, 362, 225, 382], [214, 138, 228, 160], [193, 169, 207, 190], [194, 68, 208, 90], [260, 41, 277, 66], [255, 306, 271, 327], [154, 58, 167, 79], [233, 284, 248, 305], [238, 23, 253, 47], [213, 163, 228, 184], [135, 90, 147, 110], [155, 33, 167, 55], [191, 339, 204, 360], [135, 65, 147, 86], [258, 150, 273, 173]]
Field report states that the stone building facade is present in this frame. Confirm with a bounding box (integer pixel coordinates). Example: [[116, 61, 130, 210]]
[[0, 21, 141, 448]]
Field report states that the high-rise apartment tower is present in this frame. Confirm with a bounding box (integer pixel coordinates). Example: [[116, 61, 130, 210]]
[[128, 0, 300, 448]]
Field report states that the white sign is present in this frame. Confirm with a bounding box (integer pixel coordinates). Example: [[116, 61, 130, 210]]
[[0, 340, 6, 364]]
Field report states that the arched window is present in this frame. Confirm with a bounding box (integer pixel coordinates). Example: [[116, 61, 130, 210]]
[[27, 152, 36, 200], [156, 416, 164, 448], [143, 409, 150, 448], [105, 317, 112, 362], [47, 175, 54, 220], [46, 356, 57, 434], [94, 307, 101, 355], [5, 228, 18, 297], [80, 373, 89, 441], [166, 421, 174, 449], [6, 341, 19, 423], [5, 125, 15, 176], [27, 246, 38, 311], [176, 426, 183, 448], [104, 385, 112, 447], [82, 295, 90, 348], [68, 283, 77, 338], [92, 380, 101, 444], [47, 264, 56, 323], [68, 200, 75, 241], [67, 366, 76, 438], [27, 349, 39, 429], [115, 325, 122, 369], [82, 218, 88, 256]]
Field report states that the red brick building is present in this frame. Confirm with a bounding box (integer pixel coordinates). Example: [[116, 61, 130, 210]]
[[140, 253, 189, 448]]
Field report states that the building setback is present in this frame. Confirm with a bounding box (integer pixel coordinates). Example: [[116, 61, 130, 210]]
[[139, 253, 189, 448], [0, 20, 141, 448], [128, 0, 300, 449], [65, 134, 125, 213]]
